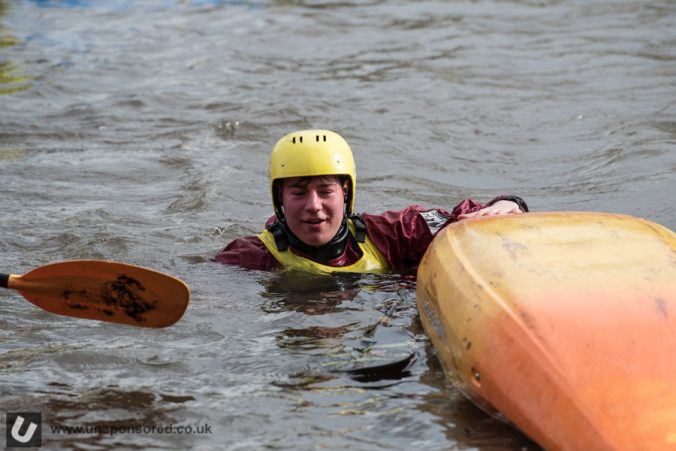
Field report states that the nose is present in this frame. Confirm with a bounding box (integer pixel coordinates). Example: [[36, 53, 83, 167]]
[[304, 190, 322, 212]]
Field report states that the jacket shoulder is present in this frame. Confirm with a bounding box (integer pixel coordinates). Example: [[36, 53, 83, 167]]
[[214, 236, 280, 271]]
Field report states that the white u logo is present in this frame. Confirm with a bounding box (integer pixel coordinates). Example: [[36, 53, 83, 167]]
[[11, 415, 38, 444]]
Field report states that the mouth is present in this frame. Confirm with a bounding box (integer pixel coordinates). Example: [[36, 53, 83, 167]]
[[303, 218, 327, 226]]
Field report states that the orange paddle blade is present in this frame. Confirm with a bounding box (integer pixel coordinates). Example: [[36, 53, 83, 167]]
[[2, 260, 190, 328]]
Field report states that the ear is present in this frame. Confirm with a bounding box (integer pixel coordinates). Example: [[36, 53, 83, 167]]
[[342, 180, 349, 200]]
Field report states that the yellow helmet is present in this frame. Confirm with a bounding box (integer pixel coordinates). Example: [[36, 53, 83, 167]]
[[269, 129, 357, 219]]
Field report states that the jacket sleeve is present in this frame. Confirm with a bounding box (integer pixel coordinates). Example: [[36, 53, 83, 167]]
[[361, 196, 528, 271], [361, 204, 472, 271], [214, 236, 281, 271]]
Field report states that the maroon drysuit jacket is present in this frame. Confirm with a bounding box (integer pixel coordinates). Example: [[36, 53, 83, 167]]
[[215, 196, 528, 272]]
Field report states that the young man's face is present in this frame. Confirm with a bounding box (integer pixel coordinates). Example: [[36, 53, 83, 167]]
[[280, 176, 347, 247]]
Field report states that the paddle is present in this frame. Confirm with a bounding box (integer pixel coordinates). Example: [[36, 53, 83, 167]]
[[323, 345, 416, 382], [1, 260, 190, 328], [319, 301, 417, 382]]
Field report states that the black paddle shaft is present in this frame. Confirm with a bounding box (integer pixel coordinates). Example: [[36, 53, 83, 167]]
[[0, 274, 9, 288]]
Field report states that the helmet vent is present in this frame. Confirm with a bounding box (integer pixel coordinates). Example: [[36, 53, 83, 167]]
[[291, 136, 303, 144]]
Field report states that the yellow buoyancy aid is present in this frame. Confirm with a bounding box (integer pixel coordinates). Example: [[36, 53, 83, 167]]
[[257, 219, 390, 274]]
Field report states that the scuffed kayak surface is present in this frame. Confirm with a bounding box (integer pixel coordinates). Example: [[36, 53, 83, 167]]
[[417, 212, 676, 451]]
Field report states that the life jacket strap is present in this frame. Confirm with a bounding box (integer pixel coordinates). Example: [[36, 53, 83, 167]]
[[351, 215, 367, 243], [267, 221, 289, 251]]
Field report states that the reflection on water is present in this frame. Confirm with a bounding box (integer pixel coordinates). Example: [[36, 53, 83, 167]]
[[261, 271, 363, 315], [259, 271, 539, 448], [264, 272, 417, 383], [0, 2, 30, 95], [41, 386, 195, 449], [0, 61, 30, 95]]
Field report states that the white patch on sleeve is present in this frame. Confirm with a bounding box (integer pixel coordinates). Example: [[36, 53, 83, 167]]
[[419, 209, 451, 235]]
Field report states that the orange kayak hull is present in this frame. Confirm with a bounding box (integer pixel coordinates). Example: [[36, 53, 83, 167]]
[[416, 212, 676, 450]]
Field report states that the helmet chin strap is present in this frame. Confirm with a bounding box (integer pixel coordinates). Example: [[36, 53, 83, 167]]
[[277, 214, 351, 263]]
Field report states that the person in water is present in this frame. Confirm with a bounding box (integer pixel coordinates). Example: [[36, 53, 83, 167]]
[[215, 129, 528, 273]]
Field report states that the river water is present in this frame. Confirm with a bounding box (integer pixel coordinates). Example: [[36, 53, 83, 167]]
[[1, 0, 674, 449]]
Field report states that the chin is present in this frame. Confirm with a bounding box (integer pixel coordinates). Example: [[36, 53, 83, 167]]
[[298, 233, 331, 247], [305, 238, 330, 247]]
